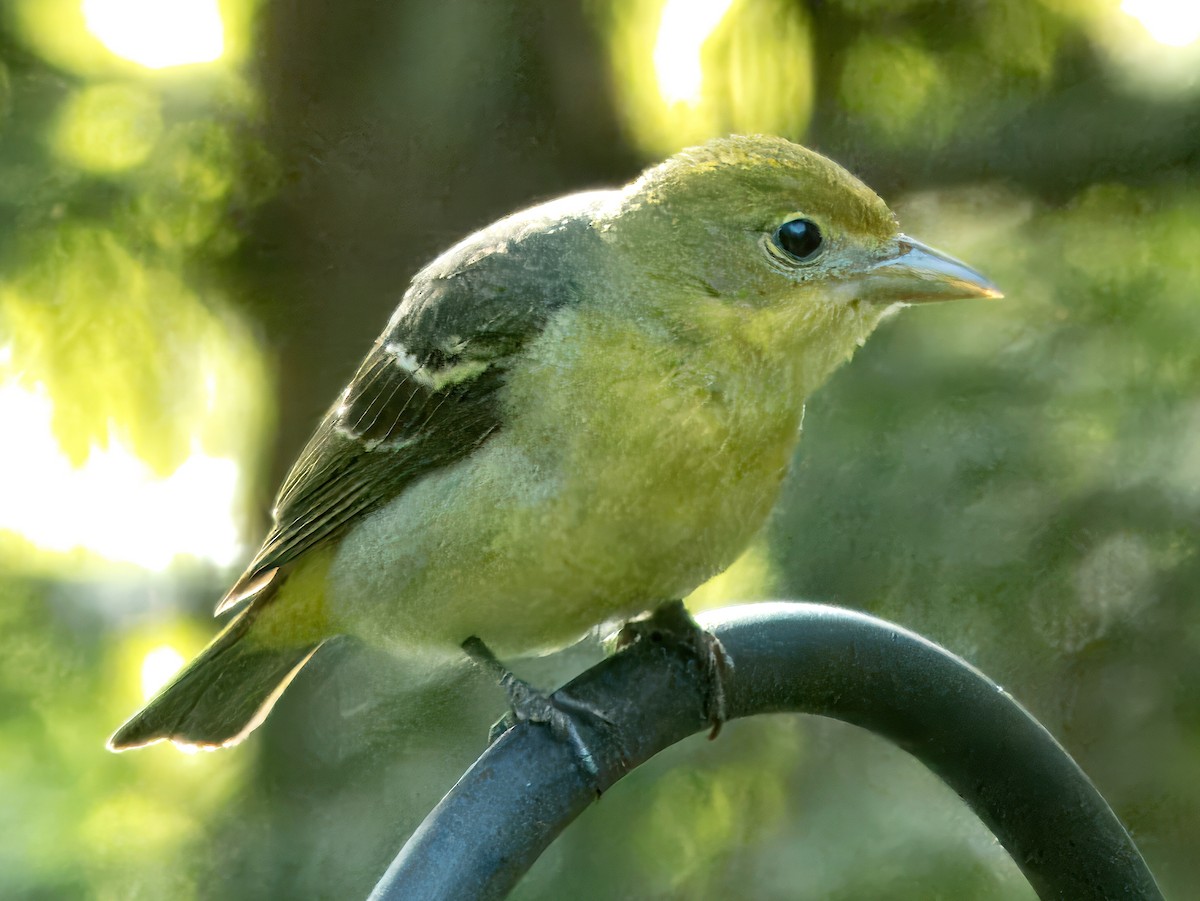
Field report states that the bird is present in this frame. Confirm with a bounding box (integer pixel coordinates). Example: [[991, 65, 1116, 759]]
[[108, 134, 1000, 753]]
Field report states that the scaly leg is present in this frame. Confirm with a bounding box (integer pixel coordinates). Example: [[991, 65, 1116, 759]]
[[461, 635, 613, 778]]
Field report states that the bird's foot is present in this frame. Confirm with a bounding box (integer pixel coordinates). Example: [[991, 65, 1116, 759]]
[[461, 636, 613, 779], [615, 599, 731, 739]]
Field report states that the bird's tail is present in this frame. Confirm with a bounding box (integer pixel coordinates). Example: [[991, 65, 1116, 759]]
[[107, 603, 324, 752]]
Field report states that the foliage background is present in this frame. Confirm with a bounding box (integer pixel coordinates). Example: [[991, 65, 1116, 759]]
[[1, 0, 1197, 898]]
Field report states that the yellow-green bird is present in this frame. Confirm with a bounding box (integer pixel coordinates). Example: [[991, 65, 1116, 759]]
[[108, 135, 999, 752]]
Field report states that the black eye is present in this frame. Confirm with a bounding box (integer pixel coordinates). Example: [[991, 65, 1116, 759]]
[[774, 218, 823, 262]]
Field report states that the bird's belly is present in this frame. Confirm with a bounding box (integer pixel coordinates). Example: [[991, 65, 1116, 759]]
[[326, 422, 794, 657]]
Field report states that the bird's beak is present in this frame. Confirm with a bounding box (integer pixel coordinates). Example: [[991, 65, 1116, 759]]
[[851, 235, 1003, 304]]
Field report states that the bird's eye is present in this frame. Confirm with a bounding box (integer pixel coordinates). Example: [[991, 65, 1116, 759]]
[[773, 218, 823, 262]]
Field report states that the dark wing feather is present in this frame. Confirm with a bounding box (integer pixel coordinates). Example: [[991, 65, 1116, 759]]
[[215, 196, 598, 614], [216, 337, 506, 613]]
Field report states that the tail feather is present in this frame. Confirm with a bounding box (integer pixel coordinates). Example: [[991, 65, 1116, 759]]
[[108, 608, 324, 752]]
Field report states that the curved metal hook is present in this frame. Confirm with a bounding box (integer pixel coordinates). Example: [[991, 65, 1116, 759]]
[[369, 602, 1163, 901]]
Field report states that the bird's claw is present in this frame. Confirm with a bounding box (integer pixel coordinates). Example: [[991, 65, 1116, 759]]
[[464, 636, 613, 780], [616, 599, 732, 739], [488, 679, 615, 776]]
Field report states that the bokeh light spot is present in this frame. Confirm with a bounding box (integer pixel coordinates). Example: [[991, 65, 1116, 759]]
[[0, 371, 243, 571], [140, 645, 186, 700], [1121, 0, 1200, 47], [605, 0, 812, 156], [83, 0, 224, 69], [1091, 0, 1200, 94], [54, 83, 162, 173], [653, 0, 735, 105]]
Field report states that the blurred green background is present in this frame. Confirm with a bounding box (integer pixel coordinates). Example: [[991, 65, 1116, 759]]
[[1, 0, 1198, 897]]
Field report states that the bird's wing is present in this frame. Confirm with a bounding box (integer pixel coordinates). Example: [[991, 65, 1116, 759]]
[[215, 275, 559, 615]]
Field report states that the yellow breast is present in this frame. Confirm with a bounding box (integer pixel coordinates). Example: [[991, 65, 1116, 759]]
[[326, 296, 865, 656]]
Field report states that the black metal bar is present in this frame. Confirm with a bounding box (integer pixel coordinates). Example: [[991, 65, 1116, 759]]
[[368, 602, 1164, 901]]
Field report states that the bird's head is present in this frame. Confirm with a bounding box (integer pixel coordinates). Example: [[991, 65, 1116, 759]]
[[594, 135, 1000, 390]]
